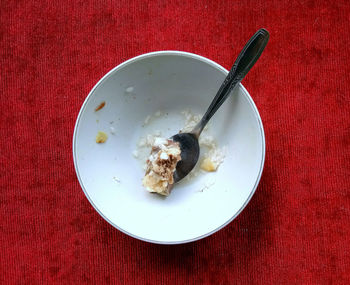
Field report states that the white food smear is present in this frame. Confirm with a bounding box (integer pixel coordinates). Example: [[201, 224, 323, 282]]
[[134, 109, 226, 183], [132, 150, 139, 158], [154, 110, 162, 117], [125, 86, 134, 94], [181, 110, 209, 133], [143, 115, 151, 125], [198, 180, 216, 192], [142, 110, 162, 126], [110, 126, 116, 135]]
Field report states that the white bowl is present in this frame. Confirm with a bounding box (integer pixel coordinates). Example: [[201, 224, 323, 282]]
[[73, 51, 265, 244]]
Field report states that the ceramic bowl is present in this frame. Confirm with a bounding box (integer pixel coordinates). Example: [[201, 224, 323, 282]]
[[73, 51, 265, 244]]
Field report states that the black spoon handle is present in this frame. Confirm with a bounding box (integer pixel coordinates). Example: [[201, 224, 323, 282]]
[[192, 28, 269, 137]]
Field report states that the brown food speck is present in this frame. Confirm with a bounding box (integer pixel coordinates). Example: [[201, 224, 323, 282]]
[[95, 101, 106, 112]]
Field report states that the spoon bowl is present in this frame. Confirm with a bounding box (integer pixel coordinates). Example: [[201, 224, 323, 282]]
[[171, 133, 199, 183]]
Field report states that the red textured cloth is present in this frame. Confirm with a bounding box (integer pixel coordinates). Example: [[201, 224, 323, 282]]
[[1, 0, 349, 284]]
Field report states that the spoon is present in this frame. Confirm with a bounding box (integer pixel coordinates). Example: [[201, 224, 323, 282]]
[[171, 28, 269, 183]]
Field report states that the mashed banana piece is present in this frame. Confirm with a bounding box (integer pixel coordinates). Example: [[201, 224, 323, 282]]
[[95, 131, 108, 143], [142, 137, 181, 196], [200, 158, 216, 172]]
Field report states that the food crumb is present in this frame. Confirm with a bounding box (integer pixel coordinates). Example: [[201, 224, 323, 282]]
[[198, 181, 215, 192], [201, 147, 226, 172], [181, 109, 201, 132], [143, 111, 163, 126], [138, 138, 146, 147], [132, 150, 139, 158], [95, 101, 106, 112], [125, 86, 134, 94], [200, 158, 216, 172], [110, 126, 116, 135], [143, 115, 151, 125], [96, 131, 108, 143], [113, 176, 121, 183]]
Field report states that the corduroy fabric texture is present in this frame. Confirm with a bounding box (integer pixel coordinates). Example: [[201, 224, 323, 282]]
[[1, 1, 349, 284]]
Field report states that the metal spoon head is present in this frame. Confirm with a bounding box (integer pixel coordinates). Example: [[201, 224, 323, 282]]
[[171, 132, 200, 183]]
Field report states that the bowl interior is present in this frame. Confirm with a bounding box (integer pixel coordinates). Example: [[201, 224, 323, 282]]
[[73, 52, 264, 243]]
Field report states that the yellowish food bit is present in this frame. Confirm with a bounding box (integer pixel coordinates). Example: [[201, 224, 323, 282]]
[[96, 131, 108, 143], [200, 158, 216, 172]]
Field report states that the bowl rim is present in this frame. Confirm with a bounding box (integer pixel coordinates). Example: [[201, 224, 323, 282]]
[[72, 50, 266, 244]]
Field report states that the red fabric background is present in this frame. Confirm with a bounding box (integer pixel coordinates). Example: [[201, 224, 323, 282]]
[[1, 0, 349, 284]]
